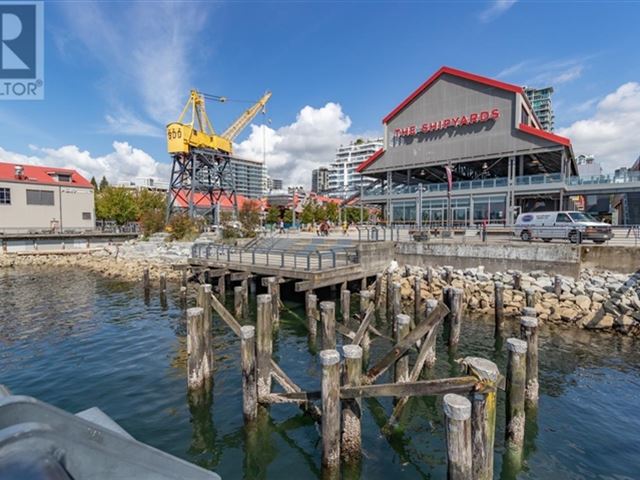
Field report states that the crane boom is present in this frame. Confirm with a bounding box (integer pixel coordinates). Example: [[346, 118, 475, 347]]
[[221, 91, 272, 141], [167, 90, 272, 156]]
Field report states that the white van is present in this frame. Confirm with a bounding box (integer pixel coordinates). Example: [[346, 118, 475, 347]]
[[514, 211, 612, 244]]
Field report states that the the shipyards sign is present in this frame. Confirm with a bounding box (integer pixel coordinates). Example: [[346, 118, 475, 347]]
[[394, 108, 500, 137]]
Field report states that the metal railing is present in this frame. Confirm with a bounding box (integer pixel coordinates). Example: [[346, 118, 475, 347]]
[[191, 242, 359, 271], [355, 226, 402, 242]]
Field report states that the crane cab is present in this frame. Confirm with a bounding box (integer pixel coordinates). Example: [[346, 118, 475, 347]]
[[166, 122, 232, 154]]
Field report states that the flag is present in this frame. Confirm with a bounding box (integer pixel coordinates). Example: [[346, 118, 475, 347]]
[[445, 166, 453, 191]]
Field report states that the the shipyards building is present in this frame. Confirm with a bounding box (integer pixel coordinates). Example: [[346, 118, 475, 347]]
[[357, 66, 578, 227]]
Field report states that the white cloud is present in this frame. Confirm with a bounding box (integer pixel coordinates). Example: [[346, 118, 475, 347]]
[[234, 103, 373, 188], [557, 82, 640, 171], [479, 0, 518, 22], [236, 104, 341, 183], [498, 57, 588, 87], [0, 142, 169, 184], [56, 1, 210, 135]]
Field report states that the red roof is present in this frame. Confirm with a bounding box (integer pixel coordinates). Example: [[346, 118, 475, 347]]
[[356, 148, 384, 173], [383, 66, 524, 124], [0, 161, 93, 188], [517, 123, 571, 147], [173, 190, 262, 210]]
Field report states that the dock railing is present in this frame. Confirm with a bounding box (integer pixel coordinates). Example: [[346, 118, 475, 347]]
[[191, 242, 359, 271]]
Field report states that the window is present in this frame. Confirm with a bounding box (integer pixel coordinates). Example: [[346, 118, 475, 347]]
[[0, 187, 10, 205], [82, 212, 92, 220], [556, 213, 572, 223], [521, 109, 529, 125], [57, 174, 72, 182], [26, 189, 55, 206]]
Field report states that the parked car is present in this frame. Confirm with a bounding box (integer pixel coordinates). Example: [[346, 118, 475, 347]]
[[514, 211, 612, 244]]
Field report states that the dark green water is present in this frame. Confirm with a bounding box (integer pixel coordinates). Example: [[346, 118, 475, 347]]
[[1, 267, 639, 479]]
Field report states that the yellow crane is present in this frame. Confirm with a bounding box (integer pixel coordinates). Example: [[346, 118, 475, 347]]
[[167, 89, 272, 155]]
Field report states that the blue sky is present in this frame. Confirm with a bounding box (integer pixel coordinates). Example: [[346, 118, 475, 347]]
[[1, 0, 640, 186]]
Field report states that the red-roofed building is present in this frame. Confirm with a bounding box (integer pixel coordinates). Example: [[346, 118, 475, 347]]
[[356, 66, 577, 227], [0, 162, 95, 233]]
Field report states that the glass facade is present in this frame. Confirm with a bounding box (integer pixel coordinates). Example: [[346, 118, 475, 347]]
[[391, 195, 507, 225]]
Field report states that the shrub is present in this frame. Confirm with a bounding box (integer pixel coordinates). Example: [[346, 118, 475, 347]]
[[166, 212, 200, 241]]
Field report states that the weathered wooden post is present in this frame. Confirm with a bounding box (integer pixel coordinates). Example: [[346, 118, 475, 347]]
[[321, 301, 337, 349], [425, 266, 433, 286], [386, 270, 394, 318], [341, 288, 351, 324], [463, 357, 499, 480], [256, 294, 273, 398], [374, 273, 382, 307], [320, 349, 341, 470], [240, 325, 257, 421], [341, 344, 362, 463], [394, 314, 411, 385], [241, 278, 249, 313], [414, 275, 422, 320], [522, 306, 537, 318], [187, 307, 210, 390], [520, 316, 539, 410], [494, 282, 505, 337], [359, 290, 374, 361], [524, 288, 535, 308], [360, 277, 367, 291], [505, 338, 527, 469], [182, 269, 188, 289], [554, 275, 562, 297], [424, 299, 439, 369], [443, 393, 472, 480], [234, 286, 243, 318], [217, 273, 226, 299], [159, 273, 167, 294], [265, 277, 280, 329], [143, 268, 150, 291], [306, 292, 318, 339], [197, 284, 213, 373], [513, 272, 522, 291], [392, 281, 402, 328], [445, 287, 464, 347]]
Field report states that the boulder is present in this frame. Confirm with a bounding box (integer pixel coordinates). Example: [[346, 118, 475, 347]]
[[574, 295, 591, 311]]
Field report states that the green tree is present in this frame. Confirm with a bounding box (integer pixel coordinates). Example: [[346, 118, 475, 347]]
[[95, 187, 137, 225], [325, 202, 339, 223], [99, 176, 109, 190], [300, 201, 316, 225], [266, 206, 280, 224], [136, 190, 167, 236], [283, 208, 293, 224], [345, 206, 368, 224], [167, 212, 199, 241], [90, 176, 98, 189], [239, 200, 261, 237], [315, 204, 327, 222]]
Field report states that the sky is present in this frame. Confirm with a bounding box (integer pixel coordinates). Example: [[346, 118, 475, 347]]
[[1, 0, 640, 187]]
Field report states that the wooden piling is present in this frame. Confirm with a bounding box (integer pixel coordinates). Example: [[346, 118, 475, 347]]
[[217, 274, 226, 299], [360, 277, 367, 291], [359, 291, 374, 361], [445, 287, 464, 347], [187, 307, 210, 390], [524, 288, 535, 308], [425, 266, 433, 286], [306, 292, 318, 338], [513, 272, 522, 291], [256, 294, 273, 398], [424, 299, 439, 369], [520, 316, 539, 410], [394, 314, 411, 385], [386, 270, 393, 318], [320, 349, 341, 469], [341, 344, 362, 463], [240, 325, 257, 422], [494, 282, 505, 337], [142, 267, 150, 291], [182, 269, 188, 289], [159, 273, 167, 293], [234, 286, 243, 318], [463, 357, 499, 480], [505, 338, 527, 467], [374, 273, 382, 307], [414, 276, 422, 320], [392, 281, 401, 327], [266, 277, 280, 329], [341, 288, 351, 324], [321, 301, 337, 349], [522, 306, 537, 318], [197, 284, 213, 375], [443, 393, 473, 480], [554, 275, 562, 297], [241, 278, 249, 312], [445, 266, 453, 285]]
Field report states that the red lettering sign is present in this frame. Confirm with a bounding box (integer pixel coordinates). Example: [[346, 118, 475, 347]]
[[394, 109, 500, 137]]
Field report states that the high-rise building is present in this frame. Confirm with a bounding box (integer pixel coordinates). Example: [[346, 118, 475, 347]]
[[311, 167, 329, 193], [197, 157, 266, 198], [271, 178, 283, 190], [327, 138, 383, 198], [576, 154, 603, 178], [524, 86, 555, 132]]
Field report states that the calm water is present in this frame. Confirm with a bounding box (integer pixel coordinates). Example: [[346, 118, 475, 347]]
[[1, 267, 639, 479]]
